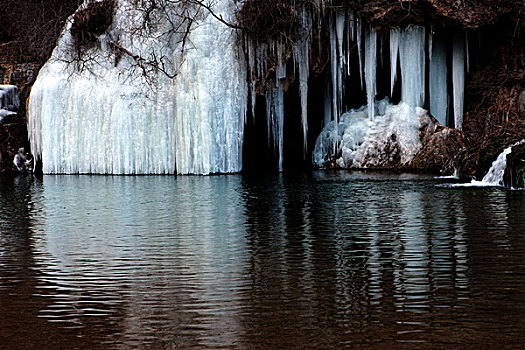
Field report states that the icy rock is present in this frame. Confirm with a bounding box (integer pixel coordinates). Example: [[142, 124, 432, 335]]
[[13, 148, 34, 173], [313, 100, 428, 169]]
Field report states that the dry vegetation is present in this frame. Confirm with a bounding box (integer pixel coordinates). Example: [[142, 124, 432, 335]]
[[0, 0, 83, 63]]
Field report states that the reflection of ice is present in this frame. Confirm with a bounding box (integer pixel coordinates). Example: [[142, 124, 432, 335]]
[[396, 192, 430, 312], [29, 176, 248, 346]]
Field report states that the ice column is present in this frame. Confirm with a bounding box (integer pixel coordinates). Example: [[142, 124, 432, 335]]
[[294, 7, 312, 155], [365, 28, 377, 119], [265, 41, 286, 171], [399, 25, 426, 108], [429, 35, 448, 125], [453, 33, 465, 130], [356, 16, 364, 89], [389, 28, 400, 96], [174, 0, 247, 174], [266, 86, 285, 172]]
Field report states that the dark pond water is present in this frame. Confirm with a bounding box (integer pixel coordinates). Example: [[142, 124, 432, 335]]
[[0, 172, 524, 349]]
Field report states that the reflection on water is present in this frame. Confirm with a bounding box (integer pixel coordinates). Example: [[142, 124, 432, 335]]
[[0, 172, 524, 348]]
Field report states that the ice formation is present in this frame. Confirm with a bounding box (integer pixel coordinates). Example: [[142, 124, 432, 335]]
[[453, 33, 465, 130], [27, 0, 468, 174], [313, 100, 427, 169], [28, 0, 246, 174], [0, 85, 19, 121], [398, 25, 426, 108], [429, 35, 448, 125], [294, 6, 312, 155], [364, 28, 377, 119], [389, 28, 400, 96]]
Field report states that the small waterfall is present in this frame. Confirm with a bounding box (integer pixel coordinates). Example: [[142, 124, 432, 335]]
[[481, 141, 525, 186]]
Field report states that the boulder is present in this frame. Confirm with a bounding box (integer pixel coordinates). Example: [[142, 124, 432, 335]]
[[411, 117, 464, 174], [503, 143, 525, 188]]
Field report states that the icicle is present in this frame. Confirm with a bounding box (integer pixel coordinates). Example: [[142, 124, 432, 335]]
[[335, 11, 344, 115], [276, 41, 286, 83], [365, 28, 377, 120], [389, 28, 400, 97], [346, 10, 355, 76], [429, 35, 448, 125], [399, 25, 426, 108], [453, 33, 465, 130], [465, 29, 470, 73], [324, 77, 332, 128], [294, 6, 311, 156], [428, 25, 433, 61], [329, 14, 339, 154], [357, 16, 364, 89], [266, 86, 285, 172], [247, 39, 257, 119], [256, 43, 268, 79], [380, 36, 384, 69]]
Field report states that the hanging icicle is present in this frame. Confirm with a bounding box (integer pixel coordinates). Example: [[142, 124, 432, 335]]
[[429, 35, 448, 125], [365, 28, 377, 120], [453, 32, 465, 130], [356, 16, 364, 89], [293, 6, 312, 156], [389, 28, 400, 97], [399, 25, 426, 108]]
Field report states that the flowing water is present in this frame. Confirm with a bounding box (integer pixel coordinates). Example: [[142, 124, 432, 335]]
[[0, 172, 524, 349]]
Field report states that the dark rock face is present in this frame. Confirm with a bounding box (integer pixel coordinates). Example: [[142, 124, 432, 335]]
[[504, 143, 525, 188], [412, 117, 465, 174], [0, 112, 29, 174], [0, 65, 36, 174]]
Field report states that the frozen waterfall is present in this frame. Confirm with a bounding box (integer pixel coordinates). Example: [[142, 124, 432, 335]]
[[27, 1, 470, 174], [28, 0, 246, 174]]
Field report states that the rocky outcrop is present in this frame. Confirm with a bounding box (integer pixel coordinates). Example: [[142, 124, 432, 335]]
[[412, 117, 465, 174], [0, 65, 36, 174], [503, 143, 525, 188], [0, 111, 29, 174]]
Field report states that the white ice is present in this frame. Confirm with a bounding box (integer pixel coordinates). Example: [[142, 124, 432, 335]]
[[399, 25, 426, 108], [28, 0, 247, 175], [389, 28, 400, 96], [365, 28, 377, 120], [453, 33, 465, 130], [313, 100, 426, 169], [429, 36, 448, 125]]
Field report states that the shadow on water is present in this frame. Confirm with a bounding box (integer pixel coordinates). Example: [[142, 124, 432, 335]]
[[0, 172, 524, 348]]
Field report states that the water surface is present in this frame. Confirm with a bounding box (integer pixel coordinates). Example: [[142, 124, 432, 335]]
[[0, 172, 524, 348]]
